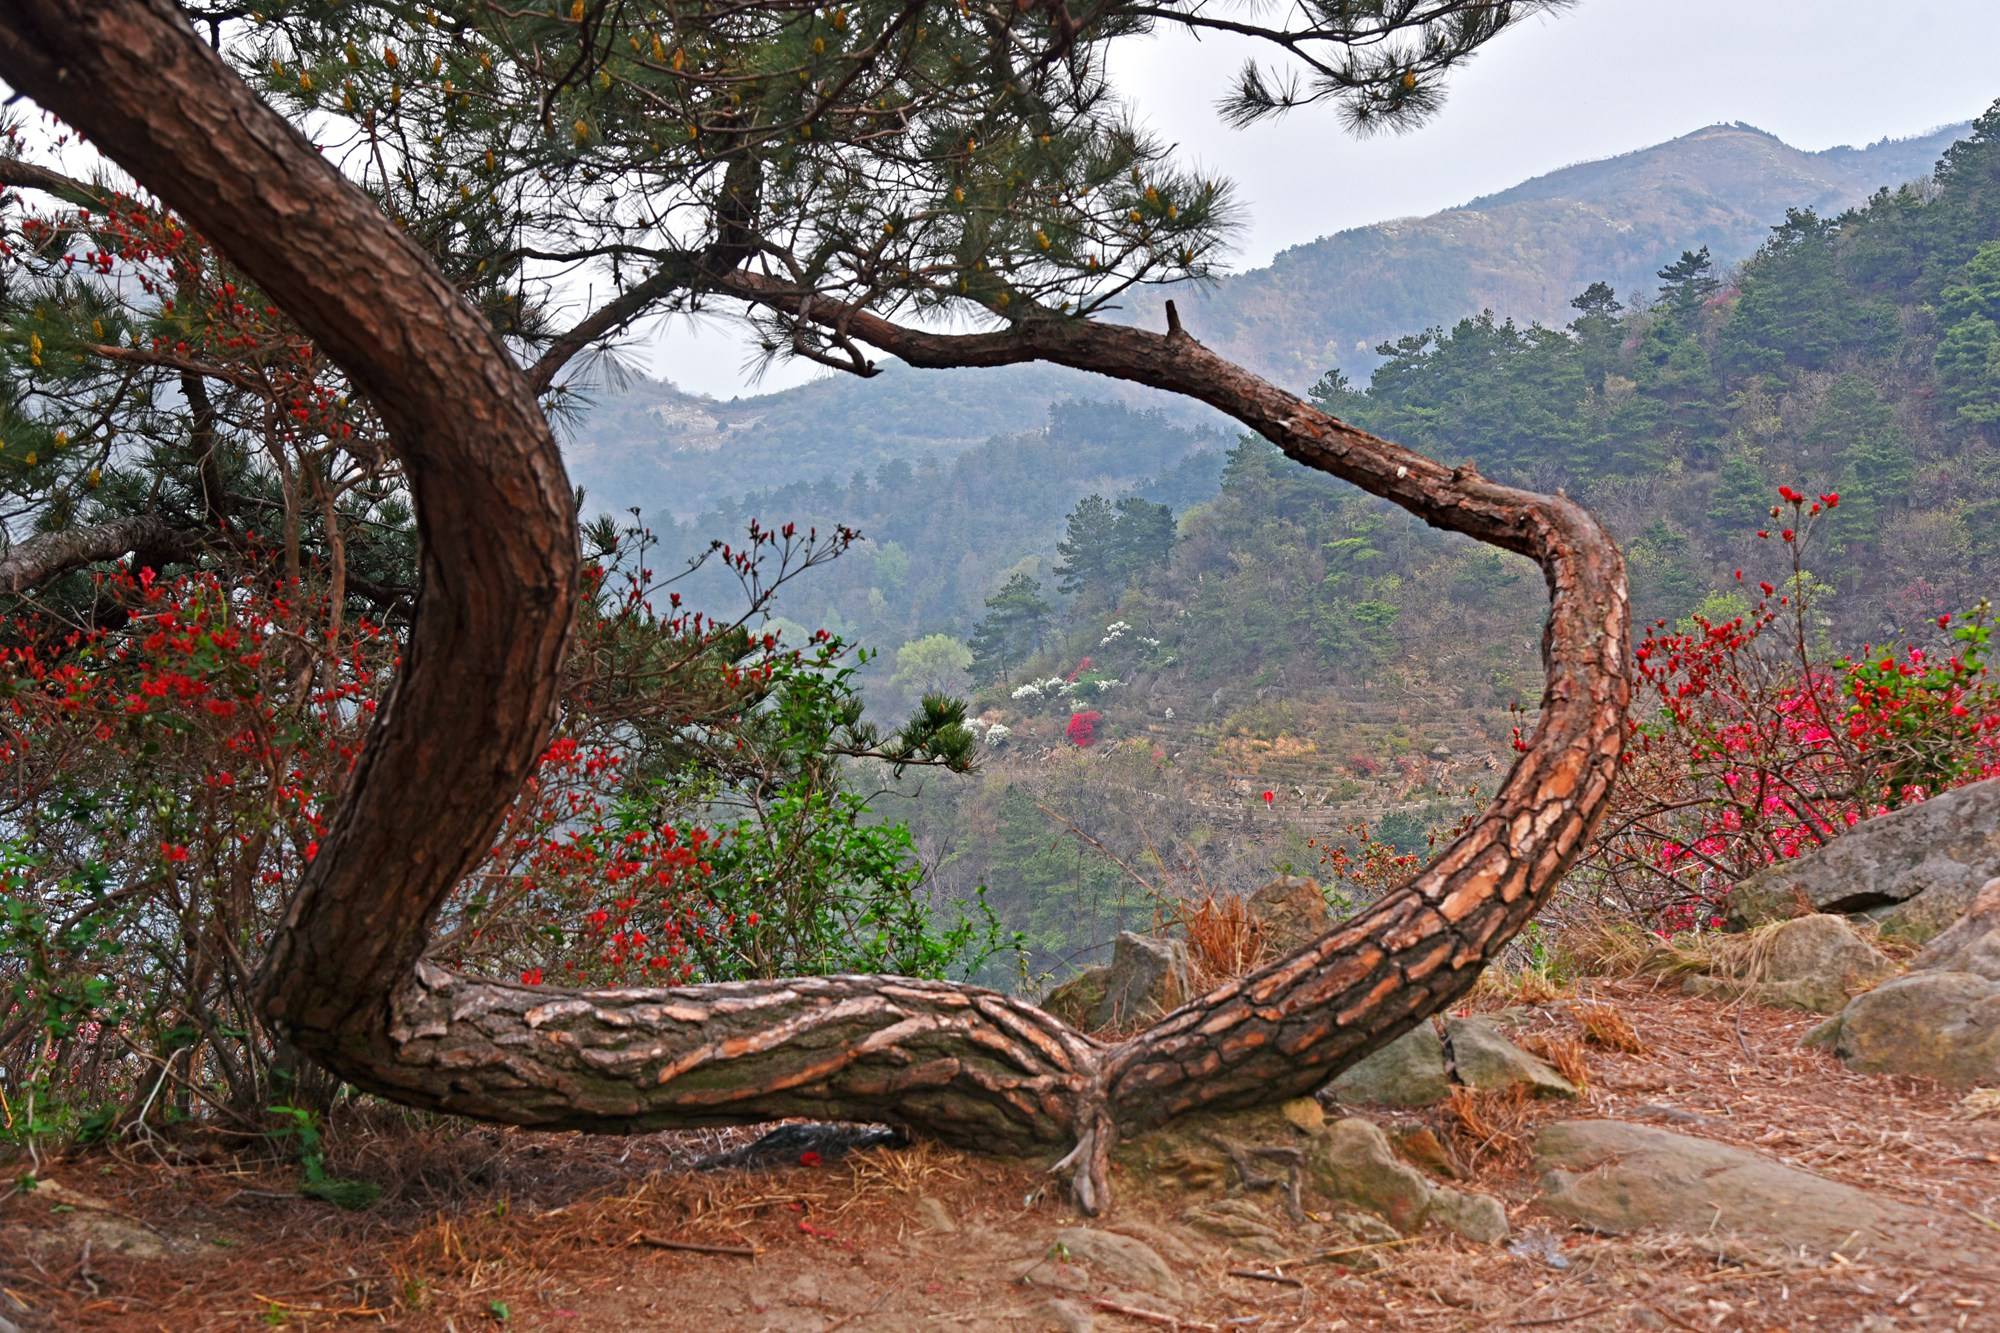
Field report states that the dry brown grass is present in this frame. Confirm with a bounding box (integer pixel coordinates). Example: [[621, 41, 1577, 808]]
[[1440, 1086, 1537, 1175], [1574, 1000, 1648, 1054], [1519, 1033, 1592, 1090], [1177, 892, 1268, 989], [1551, 913, 1656, 977]]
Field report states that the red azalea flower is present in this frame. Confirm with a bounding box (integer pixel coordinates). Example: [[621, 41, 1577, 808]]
[[1261, 790, 1275, 804], [799, 1150, 823, 1167]]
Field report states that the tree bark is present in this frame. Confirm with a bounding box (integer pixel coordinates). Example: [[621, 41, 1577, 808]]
[[0, 514, 194, 594], [1, 2, 1628, 1214]]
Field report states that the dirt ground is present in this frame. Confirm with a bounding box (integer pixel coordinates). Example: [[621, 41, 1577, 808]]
[[4, 980, 1997, 1332]]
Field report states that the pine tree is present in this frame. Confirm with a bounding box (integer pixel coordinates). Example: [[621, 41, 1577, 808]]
[[1706, 449, 1769, 532], [969, 572, 1053, 683], [1807, 375, 1913, 540], [1054, 494, 1120, 596], [1568, 280, 1624, 394], [1110, 496, 1175, 581], [1656, 247, 1721, 324]]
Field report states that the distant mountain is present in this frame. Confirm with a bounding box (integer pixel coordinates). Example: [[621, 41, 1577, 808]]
[[568, 119, 1969, 517], [1131, 121, 1969, 387]]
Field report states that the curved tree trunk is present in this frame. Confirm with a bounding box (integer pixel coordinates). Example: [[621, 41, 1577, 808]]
[[2, 1, 1627, 1214]]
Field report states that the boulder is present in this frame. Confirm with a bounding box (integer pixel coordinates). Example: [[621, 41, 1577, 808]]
[[1909, 876, 2000, 980], [1096, 932, 1191, 1027], [1040, 932, 1190, 1030], [1048, 1227, 1182, 1302], [1307, 1117, 1436, 1234], [1534, 1119, 1961, 1264], [1684, 914, 1898, 1013], [1726, 778, 2000, 942], [1813, 970, 2000, 1085], [1181, 1198, 1290, 1260], [1040, 967, 1109, 1030], [1247, 875, 1332, 953], [1426, 1186, 1510, 1245], [1445, 1016, 1578, 1098], [1307, 1117, 1507, 1243], [1325, 1023, 1452, 1107]]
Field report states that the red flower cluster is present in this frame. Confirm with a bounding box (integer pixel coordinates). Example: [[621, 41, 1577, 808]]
[[1065, 710, 1102, 747]]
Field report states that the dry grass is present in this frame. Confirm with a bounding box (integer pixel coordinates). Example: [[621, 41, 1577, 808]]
[[1574, 1000, 1648, 1054], [1440, 1085, 1537, 1175], [1177, 891, 1268, 989], [1519, 1032, 1592, 1090], [1552, 913, 1657, 977]]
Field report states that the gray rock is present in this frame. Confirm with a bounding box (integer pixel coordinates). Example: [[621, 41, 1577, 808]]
[[1910, 876, 2000, 980], [1322, 1211, 1404, 1271], [1325, 1023, 1452, 1107], [1445, 1016, 1578, 1098], [1040, 932, 1191, 1030], [1049, 1227, 1183, 1301], [1097, 932, 1192, 1028], [1726, 778, 2000, 942], [1042, 1299, 1095, 1333], [1182, 1198, 1290, 1260], [1040, 966, 1109, 1030], [1685, 914, 1899, 1013], [1535, 1119, 1961, 1263], [1308, 1117, 1436, 1233], [1427, 1186, 1510, 1244], [1329, 1210, 1403, 1246], [1248, 875, 1332, 954], [1817, 970, 2000, 1085], [914, 1194, 958, 1233]]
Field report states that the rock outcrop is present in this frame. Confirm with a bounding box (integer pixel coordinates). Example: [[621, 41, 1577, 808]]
[[1040, 931, 1191, 1030], [1246, 874, 1332, 953], [1684, 913, 1899, 1013], [1324, 1023, 1453, 1106], [1909, 876, 2000, 980], [1727, 778, 2000, 942], [1444, 1016, 1578, 1098], [1116, 1105, 1511, 1249], [1534, 1119, 1973, 1264], [1808, 970, 2000, 1085]]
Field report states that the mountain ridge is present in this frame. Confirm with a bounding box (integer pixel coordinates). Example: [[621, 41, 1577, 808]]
[[569, 117, 1971, 516]]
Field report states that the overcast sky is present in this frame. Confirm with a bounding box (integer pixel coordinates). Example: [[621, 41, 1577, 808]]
[[650, 0, 2000, 398]]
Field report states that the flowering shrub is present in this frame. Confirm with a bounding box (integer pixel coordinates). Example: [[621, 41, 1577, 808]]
[[1065, 709, 1103, 747], [1580, 490, 2000, 931], [0, 525, 1008, 1139]]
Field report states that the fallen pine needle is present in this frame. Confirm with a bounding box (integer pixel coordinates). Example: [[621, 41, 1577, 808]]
[[633, 1232, 758, 1258], [1089, 1297, 1218, 1331], [251, 1294, 389, 1316], [1227, 1267, 1305, 1288], [1270, 1235, 1423, 1268], [1507, 1302, 1620, 1327]]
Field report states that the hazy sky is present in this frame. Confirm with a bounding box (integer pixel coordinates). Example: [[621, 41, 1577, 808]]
[[649, 0, 2000, 398]]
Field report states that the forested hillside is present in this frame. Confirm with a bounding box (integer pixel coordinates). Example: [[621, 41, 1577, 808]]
[[863, 103, 2000, 977]]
